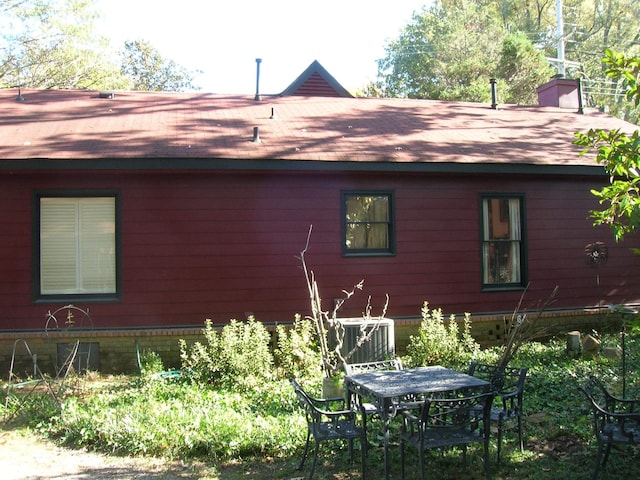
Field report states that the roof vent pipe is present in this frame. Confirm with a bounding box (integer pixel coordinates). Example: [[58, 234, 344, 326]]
[[254, 58, 262, 101], [490, 78, 498, 109], [252, 126, 262, 143], [576, 77, 584, 114], [16, 87, 24, 102]]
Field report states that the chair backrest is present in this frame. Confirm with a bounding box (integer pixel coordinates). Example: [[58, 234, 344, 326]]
[[419, 391, 494, 447], [468, 362, 527, 396], [579, 375, 637, 413], [579, 376, 640, 453], [579, 377, 618, 441], [45, 304, 95, 375], [580, 375, 609, 407], [343, 358, 403, 375], [290, 378, 320, 422]]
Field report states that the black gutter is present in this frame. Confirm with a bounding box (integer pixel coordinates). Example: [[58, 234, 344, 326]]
[[0, 158, 607, 177]]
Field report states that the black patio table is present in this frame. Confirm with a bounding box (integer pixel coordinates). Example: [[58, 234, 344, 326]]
[[345, 365, 491, 480]]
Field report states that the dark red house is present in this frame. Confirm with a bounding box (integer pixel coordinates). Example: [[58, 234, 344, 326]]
[[1, 72, 639, 372]]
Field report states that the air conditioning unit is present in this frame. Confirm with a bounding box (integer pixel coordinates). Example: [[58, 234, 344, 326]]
[[336, 317, 395, 363]]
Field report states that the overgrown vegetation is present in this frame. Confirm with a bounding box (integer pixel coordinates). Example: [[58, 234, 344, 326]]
[[404, 301, 480, 370], [2, 310, 640, 479], [179, 317, 274, 391], [274, 314, 323, 381]]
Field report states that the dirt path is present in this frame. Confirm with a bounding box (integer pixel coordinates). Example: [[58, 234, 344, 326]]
[[0, 429, 217, 480]]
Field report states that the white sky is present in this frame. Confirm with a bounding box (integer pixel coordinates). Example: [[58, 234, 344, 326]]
[[95, 0, 430, 94]]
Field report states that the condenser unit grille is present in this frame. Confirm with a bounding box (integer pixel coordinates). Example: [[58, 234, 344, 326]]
[[337, 318, 395, 363]]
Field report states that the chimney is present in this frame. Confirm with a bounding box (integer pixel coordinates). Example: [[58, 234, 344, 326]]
[[254, 58, 262, 101], [537, 77, 581, 110]]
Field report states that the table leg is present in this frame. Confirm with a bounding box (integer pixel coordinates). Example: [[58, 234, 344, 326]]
[[383, 416, 390, 480]]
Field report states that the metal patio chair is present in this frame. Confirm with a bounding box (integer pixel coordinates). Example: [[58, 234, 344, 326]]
[[399, 390, 494, 480], [343, 358, 404, 375], [579, 375, 640, 480], [344, 358, 404, 441], [45, 304, 94, 378], [289, 378, 366, 480], [468, 361, 528, 462], [5, 305, 94, 415], [4, 339, 59, 415]]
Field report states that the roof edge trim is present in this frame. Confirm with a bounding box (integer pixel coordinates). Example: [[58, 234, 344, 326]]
[[0, 158, 605, 176]]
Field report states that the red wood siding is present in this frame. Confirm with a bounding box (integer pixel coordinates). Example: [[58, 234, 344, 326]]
[[1, 170, 639, 331]]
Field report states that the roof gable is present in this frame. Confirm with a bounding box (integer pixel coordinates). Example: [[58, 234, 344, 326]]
[[280, 60, 353, 98]]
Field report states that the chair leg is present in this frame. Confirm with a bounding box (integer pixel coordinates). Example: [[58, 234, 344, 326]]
[[400, 439, 405, 480], [308, 439, 320, 480], [348, 438, 354, 464], [484, 438, 491, 479], [593, 442, 605, 480], [517, 413, 524, 452], [418, 447, 427, 480], [601, 443, 612, 469], [496, 418, 504, 464], [298, 431, 311, 470], [361, 433, 367, 480]]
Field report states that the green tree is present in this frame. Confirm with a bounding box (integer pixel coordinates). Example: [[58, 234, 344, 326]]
[[574, 50, 640, 243], [120, 39, 199, 92], [0, 0, 126, 89], [376, 0, 552, 104], [560, 0, 640, 122], [1, 1, 199, 92], [497, 32, 554, 105], [374, 0, 640, 113]]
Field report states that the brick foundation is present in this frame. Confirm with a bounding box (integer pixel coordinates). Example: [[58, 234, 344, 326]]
[[0, 307, 625, 376]]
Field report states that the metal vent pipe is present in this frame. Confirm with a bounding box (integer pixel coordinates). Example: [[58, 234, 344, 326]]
[[254, 58, 262, 101], [490, 78, 498, 109]]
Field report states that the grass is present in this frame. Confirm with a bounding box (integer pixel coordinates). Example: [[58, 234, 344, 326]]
[[2, 334, 640, 479]]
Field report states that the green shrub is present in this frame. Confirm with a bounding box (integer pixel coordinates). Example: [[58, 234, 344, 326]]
[[274, 314, 323, 381], [180, 317, 274, 391], [138, 349, 165, 378], [404, 301, 480, 369]]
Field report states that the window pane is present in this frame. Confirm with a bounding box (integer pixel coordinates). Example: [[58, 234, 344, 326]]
[[345, 195, 390, 251], [483, 241, 521, 284], [482, 197, 522, 285], [40, 197, 116, 295], [41, 200, 78, 292]]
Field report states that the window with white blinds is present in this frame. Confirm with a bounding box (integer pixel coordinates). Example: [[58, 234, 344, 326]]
[[40, 197, 116, 295]]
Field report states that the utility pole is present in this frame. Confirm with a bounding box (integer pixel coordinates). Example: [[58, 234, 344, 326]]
[[556, 0, 565, 76]]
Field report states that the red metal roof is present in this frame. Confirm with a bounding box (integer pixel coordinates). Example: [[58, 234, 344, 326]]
[[0, 88, 635, 168]]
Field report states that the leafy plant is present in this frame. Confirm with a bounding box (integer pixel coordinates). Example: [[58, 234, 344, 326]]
[[180, 316, 274, 391], [138, 349, 165, 378], [404, 301, 480, 370], [574, 50, 640, 243], [274, 314, 323, 381]]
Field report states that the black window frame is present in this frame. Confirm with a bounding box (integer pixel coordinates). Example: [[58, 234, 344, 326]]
[[341, 190, 396, 257], [32, 190, 122, 303], [479, 193, 527, 291]]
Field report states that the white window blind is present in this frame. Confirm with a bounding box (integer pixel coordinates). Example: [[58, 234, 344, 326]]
[[40, 197, 116, 295]]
